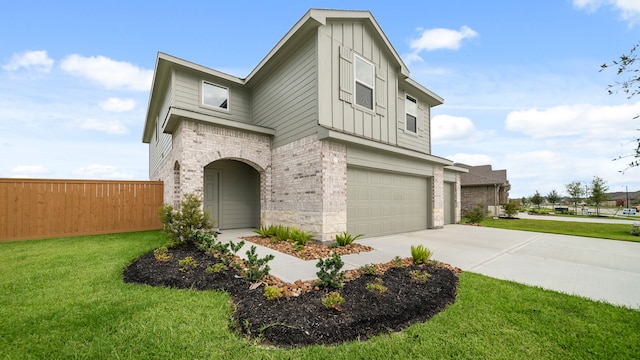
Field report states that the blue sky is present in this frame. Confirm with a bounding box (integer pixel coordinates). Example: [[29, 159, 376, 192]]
[[1, 0, 639, 199]]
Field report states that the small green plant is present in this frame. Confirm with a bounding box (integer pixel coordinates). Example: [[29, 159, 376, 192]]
[[159, 193, 213, 246], [290, 227, 313, 246], [235, 245, 275, 282], [274, 225, 292, 242], [178, 256, 198, 272], [212, 240, 245, 265], [409, 269, 432, 283], [315, 252, 345, 289], [321, 291, 344, 311], [411, 244, 432, 264], [205, 263, 228, 274], [359, 263, 377, 276], [631, 223, 640, 236], [502, 202, 519, 218], [333, 231, 364, 247], [193, 229, 217, 252], [366, 278, 388, 293], [153, 246, 173, 262], [465, 203, 487, 224], [392, 256, 404, 267], [253, 224, 276, 238], [263, 286, 283, 301]]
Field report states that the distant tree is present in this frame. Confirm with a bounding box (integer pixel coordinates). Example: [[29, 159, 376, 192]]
[[521, 196, 528, 208], [565, 181, 584, 215], [589, 176, 609, 216], [600, 42, 640, 170], [547, 190, 560, 208], [530, 191, 544, 211]]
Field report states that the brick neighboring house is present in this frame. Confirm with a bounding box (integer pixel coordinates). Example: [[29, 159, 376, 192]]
[[142, 9, 466, 241], [457, 163, 510, 216]]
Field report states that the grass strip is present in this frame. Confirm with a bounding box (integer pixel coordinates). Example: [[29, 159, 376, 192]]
[[480, 217, 640, 243]]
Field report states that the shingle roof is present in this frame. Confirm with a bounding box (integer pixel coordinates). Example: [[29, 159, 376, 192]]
[[456, 163, 509, 186]]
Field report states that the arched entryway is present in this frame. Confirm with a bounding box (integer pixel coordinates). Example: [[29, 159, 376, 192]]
[[203, 159, 261, 229]]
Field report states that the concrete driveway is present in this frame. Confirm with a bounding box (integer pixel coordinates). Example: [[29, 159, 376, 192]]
[[359, 225, 640, 310]]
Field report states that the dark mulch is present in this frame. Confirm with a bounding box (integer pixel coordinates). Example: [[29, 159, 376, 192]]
[[123, 246, 459, 347]]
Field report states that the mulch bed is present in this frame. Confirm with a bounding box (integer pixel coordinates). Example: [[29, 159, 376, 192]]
[[123, 244, 459, 347], [239, 235, 374, 260]]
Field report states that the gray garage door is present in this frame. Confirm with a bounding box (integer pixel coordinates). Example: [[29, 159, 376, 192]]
[[444, 182, 454, 225], [347, 167, 429, 237]]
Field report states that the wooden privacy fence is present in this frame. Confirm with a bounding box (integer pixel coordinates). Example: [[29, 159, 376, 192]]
[[0, 179, 164, 241]]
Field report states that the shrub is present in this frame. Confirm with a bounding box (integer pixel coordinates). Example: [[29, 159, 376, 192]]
[[234, 245, 275, 282], [411, 244, 432, 264], [212, 240, 245, 266], [465, 203, 487, 224], [502, 202, 519, 218], [153, 246, 173, 262], [366, 278, 388, 293], [253, 224, 276, 238], [631, 223, 640, 236], [193, 229, 217, 253], [290, 227, 313, 246], [273, 225, 291, 243], [315, 252, 345, 289], [178, 256, 198, 272], [392, 256, 404, 267], [205, 263, 228, 274], [359, 263, 377, 276], [333, 231, 364, 247], [159, 194, 213, 246], [409, 269, 432, 283], [263, 286, 283, 301], [321, 291, 344, 311]]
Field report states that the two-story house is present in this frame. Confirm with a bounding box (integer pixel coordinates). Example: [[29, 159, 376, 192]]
[[142, 9, 466, 241]]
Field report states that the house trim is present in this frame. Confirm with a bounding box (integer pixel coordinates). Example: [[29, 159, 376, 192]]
[[164, 107, 276, 136]]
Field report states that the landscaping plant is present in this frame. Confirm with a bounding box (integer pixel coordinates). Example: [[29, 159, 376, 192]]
[[178, 256, 198, 272], [159, 193, 213, 246], [315, 252, 346, 289], [263, 286, 283, 301], [153, 246, 173, 261], [365, 278, 388, 293], [321, 291, 344, 311], [409, 269, 432, 283], [235, 245, 275, 282], [632, 223, 640, 236], [290, 227, 313, 246], [465, 203, 486, 224], [333, 231, 364, 247], [411, 244, 432, 264]]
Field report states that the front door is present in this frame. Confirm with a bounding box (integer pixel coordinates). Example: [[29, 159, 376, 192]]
[[204, 171, 220, 228]]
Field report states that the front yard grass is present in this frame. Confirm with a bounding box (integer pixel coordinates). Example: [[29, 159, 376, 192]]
[[1, 231, 638, 359], [480, 217, 640, 243]]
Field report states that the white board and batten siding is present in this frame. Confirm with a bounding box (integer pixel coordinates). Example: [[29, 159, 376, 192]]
[[251, 36, 318, 148]]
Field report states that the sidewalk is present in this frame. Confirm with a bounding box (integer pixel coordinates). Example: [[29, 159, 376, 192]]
[[217, 226, 640, 310]]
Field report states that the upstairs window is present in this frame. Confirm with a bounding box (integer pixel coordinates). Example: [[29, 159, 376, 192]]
[[405, 95, 417, 133], [202, 81, 229, 110], [355, 56, 374, 110]]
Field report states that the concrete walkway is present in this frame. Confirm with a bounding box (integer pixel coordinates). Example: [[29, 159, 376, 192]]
[[217, 226, 640, 310]]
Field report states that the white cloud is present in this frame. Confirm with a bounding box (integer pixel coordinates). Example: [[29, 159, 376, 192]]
[[447, 153, 493, 166], [99, 97, 135, 112], [69, 118, 129, 135], [432, 114, 485, 144], [505, 101, 640, 139], [573, 0, 640, 25], [11, 165, 50, 178], [73, 164, 133, 179], [2, 50, 54, 73], [60, 54, 152, 91], [410, 26, 478, 52]]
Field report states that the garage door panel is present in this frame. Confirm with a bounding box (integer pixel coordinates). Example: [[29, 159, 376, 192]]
[[347, 167, 429, 238]]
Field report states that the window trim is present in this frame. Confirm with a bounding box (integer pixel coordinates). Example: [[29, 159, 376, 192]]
[[405, 94, 418, 134], [354, 55, 375, 111], [201, 80, 229, 111]]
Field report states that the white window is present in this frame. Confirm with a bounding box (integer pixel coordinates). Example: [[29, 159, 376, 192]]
[[202, 81, 229, 110], [405, 95, 417, 133], [355, 56, 374, 110]]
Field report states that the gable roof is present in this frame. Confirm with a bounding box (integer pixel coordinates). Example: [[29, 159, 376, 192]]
[[456, 163, 509, 186]]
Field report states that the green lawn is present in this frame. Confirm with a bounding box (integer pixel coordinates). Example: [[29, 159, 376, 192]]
[[1, 231, 638, 359], [479, 218, 640, 242]]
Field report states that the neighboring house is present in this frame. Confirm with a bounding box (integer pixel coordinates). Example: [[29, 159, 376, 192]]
[[457, 163, 510, 216], [142, 9, 466, 241]]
